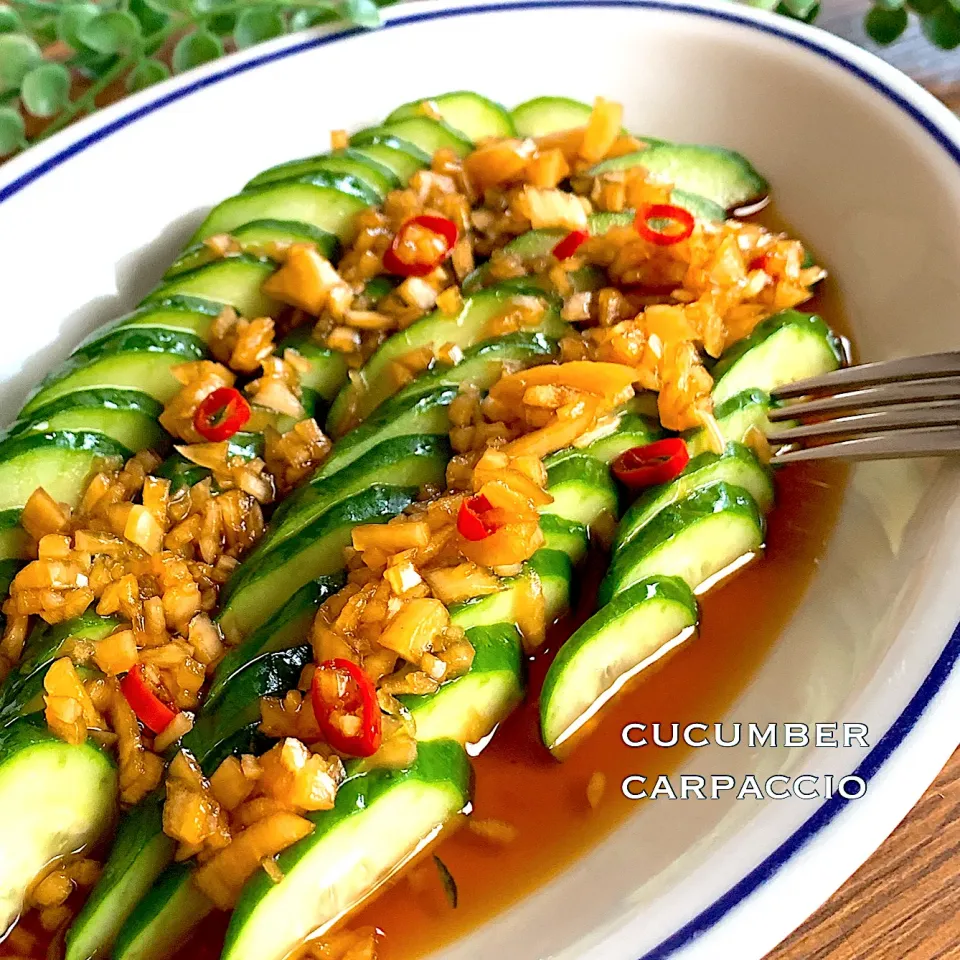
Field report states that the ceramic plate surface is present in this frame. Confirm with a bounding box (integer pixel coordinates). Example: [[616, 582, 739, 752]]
[[3, 2, 960, 957]]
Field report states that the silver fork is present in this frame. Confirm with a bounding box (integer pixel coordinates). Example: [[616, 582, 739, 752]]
[[768, 352, 960, 464]]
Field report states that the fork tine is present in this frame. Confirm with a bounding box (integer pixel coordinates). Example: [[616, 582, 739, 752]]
[[771, 426, 960, 464], [767, 378, 960, 420], [768, 402, 960, 443], [772, 352, 960, 399]]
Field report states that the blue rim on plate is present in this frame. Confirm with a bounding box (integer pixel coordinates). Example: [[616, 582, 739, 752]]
[[2, 3, 959, 958]]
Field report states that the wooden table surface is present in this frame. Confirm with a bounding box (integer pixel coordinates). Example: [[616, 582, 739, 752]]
[[8, 4, 960, 958], [765, 8, 960, 959]]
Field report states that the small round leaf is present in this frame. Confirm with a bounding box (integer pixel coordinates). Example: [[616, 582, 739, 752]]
[[0, 104, 25, 155], [233, 6, 286, 48], [290, 6, 338, 29], [77, 10, 142, 54], [0, 34, 42, 95], [865, 4, 909, 42], [922, 3, 960, 44], [340, 0, 381, 28], [56, 3, 100, 49], [20, 62, 71, 118], [126, 57, 170, 92], [0, 4, 23, 34], [128, 0, 169, 36], [143, 0, 194, 12], [907, 0, 939, 13], [172, 28, 222, 73]]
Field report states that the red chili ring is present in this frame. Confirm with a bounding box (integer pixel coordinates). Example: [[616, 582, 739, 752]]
[[552, 229, 589, 261], [612, 438, 691, 489], [635, 204, 695, 247], [383, 214, 458, 278], [457, 494, 498, 542], [193, 387, 251, 442], [311, 658, 382, 758]]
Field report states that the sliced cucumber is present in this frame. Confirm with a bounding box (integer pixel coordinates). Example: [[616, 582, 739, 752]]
[[112, 862, 213, 960], [276, 326, 348, 403], [711, 310, 844, 406], [326, 282, 566, 436], [400, 623, 523, 745], [0, 719, 117, 931], [144, 255, 279, 319], [671, 188, 727, 223], [82, 296, 224, 344], [347, 141, 427, 185], [540, 514, 589, 564], [222, 739, 472, 960], [217, 485, 420, 642], [685, 388, 775, 457], [64, 792, 174, 960], [541, 454, 617, 529], [22, 327, 206, 416], [512, 96, 592, 137], [166, 221, 339, 280], [0, 431, 129, 514], [10, 393, 166, 453], [153, 431, 262, 494], [545, 406, 661, 470], [238, 433, 451, 583], [351, 117, 473, 158], [192, 178, 375, 245], [344, 132, 430, 166], [0, 512, 27, 564], [540, 576, 698, 754], [244, 149, 400, 197], [614, 444, 773, 554], [387, 91, 515, 141], [590, 143, 768, 212], [598, 481, 764, 604]]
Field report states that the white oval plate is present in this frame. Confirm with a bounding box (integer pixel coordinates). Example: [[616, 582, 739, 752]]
[[3, 2, 960, 958]]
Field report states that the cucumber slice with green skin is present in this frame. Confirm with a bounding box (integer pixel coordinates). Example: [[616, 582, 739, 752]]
[[531, 548, 575, 624], [684, 388, 775, 457], [540, 576, 698, 754], [351, 117, 473, 159], [327, 282, 566, 436], [144, 255, 279, 319], [540, 514, 589, 564], [165, 221, 340, 280], [205, 575, 343, 711], [276, 327, 348, 401], [400, 624, 523, 745], [711, 311, 844, 407], [0, 431, 130, 514], [545, 410, 662, 470], [218, 485, 420, 642], [0, 511, 27, 562], [614, 444, 774, 555], [256, 433, 450, 556], [10, 389, 163, 434], [0, 613, 122, 724], [64, 792, 174, 960], [153, 431, 262, 493], [589, 144, 769, 212], [541, 454, 618, 529], [345, 132, 431, 167], [9, 400, 167, 453], [387, 91, 516, 141], [81, 297, 225, 345], [22, 332, 207, 416], [512, 96, 593, 137], [670, 189, 728, 223], [192, 177, 375, 245], [0, 718, 117, 932], [347, 142, 427, 186], [222, 739, 472, 960], [244, 149, 400, 198], [112, 862, 213, 960], [598, 481, 764, 605]]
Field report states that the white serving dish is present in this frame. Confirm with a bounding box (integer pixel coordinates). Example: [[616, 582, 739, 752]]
[[2, 2, 960, 957]]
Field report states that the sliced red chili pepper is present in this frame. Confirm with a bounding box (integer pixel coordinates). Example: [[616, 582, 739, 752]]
[[120, 664, 177, 734], [193, 387, 251, 442], [612, 438, 691, 489], [749, 254, 771, 272], [383, 214, 458, 278], [551, 229, 589, 261], [311, 658, 382, 758], [457, 494, 499, 542], [635, 204, 695, 247]]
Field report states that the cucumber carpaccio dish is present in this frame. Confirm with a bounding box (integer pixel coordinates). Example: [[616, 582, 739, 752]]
[[0, 92, 845, 960]]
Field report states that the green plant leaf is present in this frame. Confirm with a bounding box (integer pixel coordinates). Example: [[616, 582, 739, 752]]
[[865, 4, 909, 42], [921, 2, 960, 44], [129, 0, 169, 36], [907, 0, 940, 13], [0, 104, 25, 155], [740, 0, 780, 9], [69, 47, 120, 79], [0, 34, 41, 95], [873, 0, 907, 9], [0, 4, 23, 34], [340, 0, 381, 27], [143, 0, 195, 13], [171, 28, 222, 72], [126, 56, 170, 91], [56, 3, 100, 50], [77, 10, 142, 54], [19, 62, 71, 118], [290, 6, 338, 29], [779, 0, 819, 17], [233, 6, 286, 48]]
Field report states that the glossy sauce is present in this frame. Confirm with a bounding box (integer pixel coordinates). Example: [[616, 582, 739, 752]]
[[1, 211, 851, 960]]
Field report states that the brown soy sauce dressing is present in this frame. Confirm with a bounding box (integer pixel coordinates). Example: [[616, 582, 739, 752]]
[[0, 207, 851, 960]]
